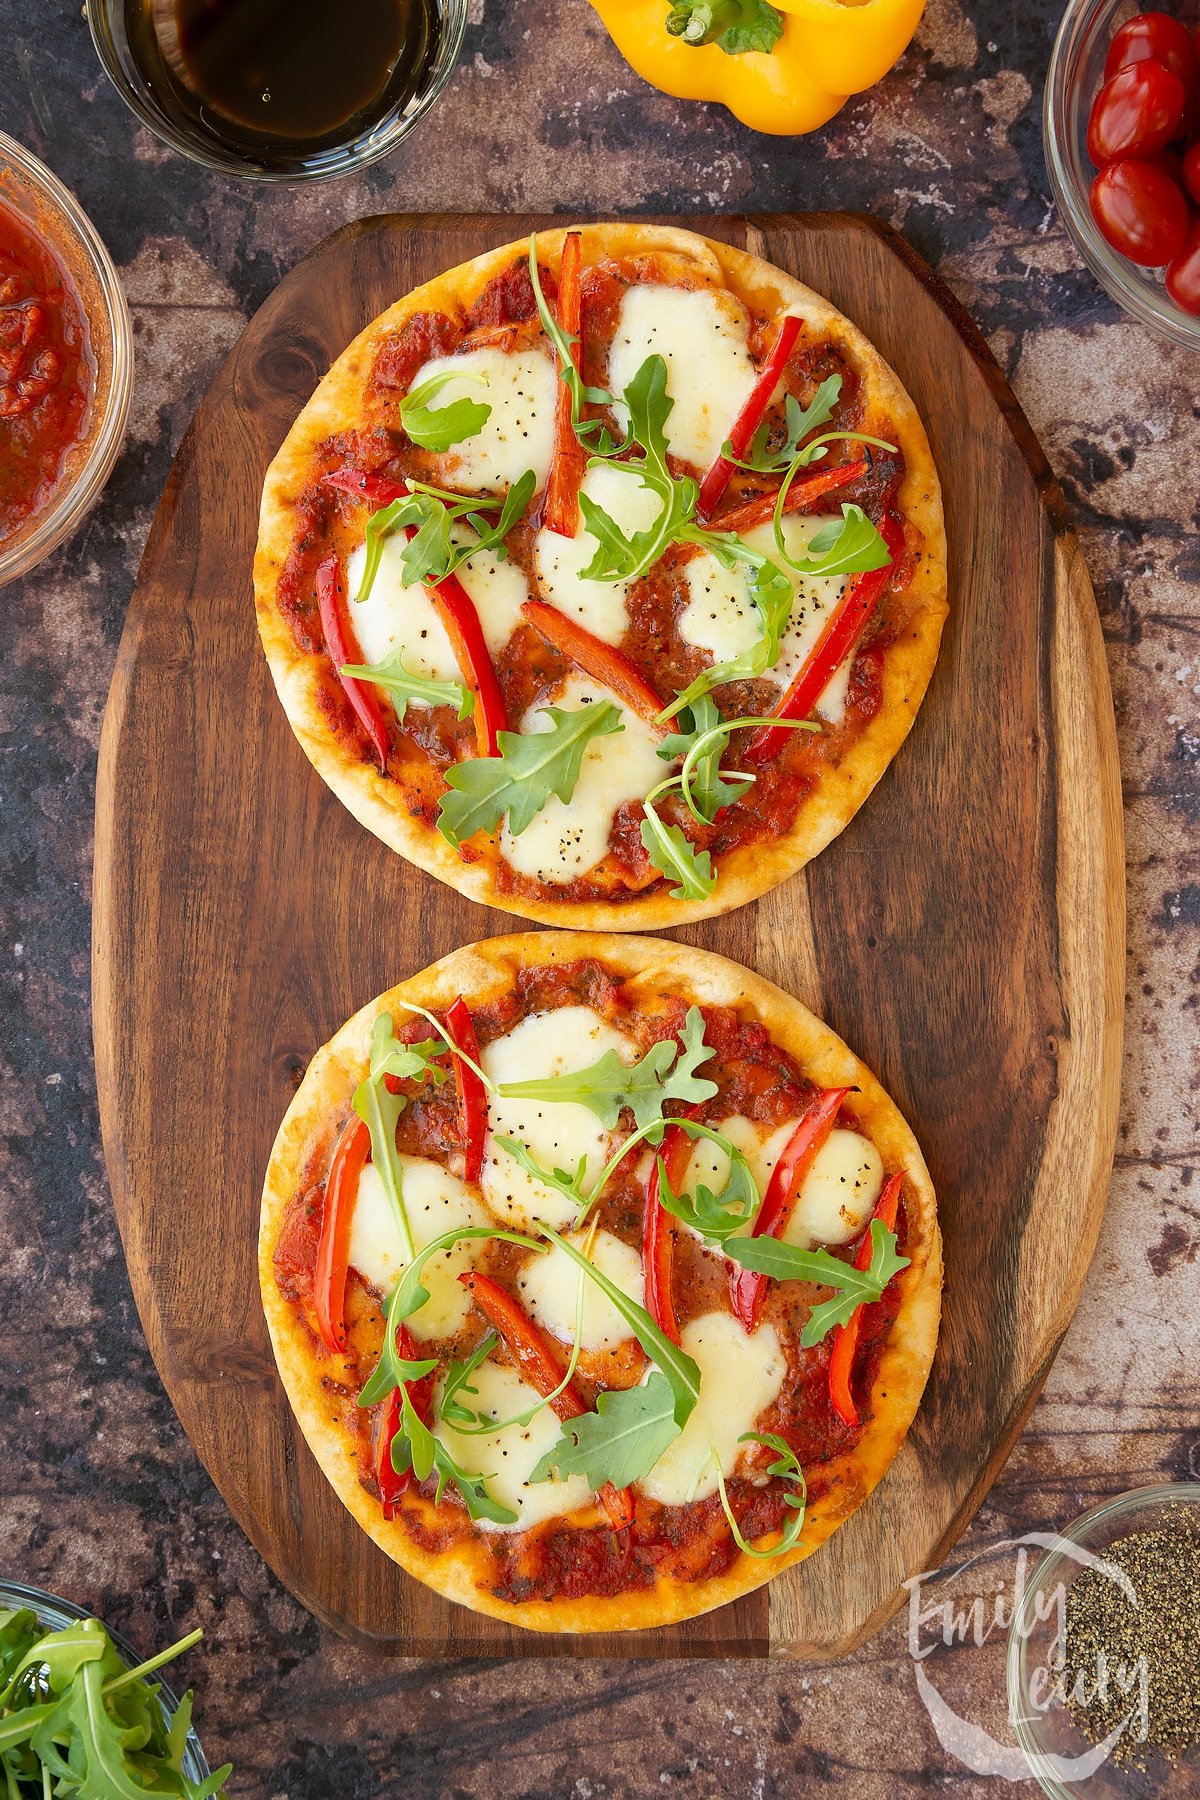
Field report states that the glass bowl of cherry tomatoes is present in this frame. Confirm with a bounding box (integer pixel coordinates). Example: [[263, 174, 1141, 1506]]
[[1046, 3, 1200, 347]]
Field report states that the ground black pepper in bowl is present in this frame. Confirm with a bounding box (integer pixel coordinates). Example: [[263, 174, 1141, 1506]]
[[1062, 1505, 1200, 1770]]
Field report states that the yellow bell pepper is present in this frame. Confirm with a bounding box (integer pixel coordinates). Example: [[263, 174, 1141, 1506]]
[[588, 0, 927, 136]]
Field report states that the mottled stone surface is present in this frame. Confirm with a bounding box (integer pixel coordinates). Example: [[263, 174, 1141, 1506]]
[[1, 0, 1198, 1793]]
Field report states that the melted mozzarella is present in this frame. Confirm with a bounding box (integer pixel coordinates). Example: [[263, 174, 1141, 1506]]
[[346, 1159, 488, 1341], [499, 676, 665, 886], [637, 1314, 786, 1506], [480, 1006, 636, 1230], [782, 1128, 883, 1250], [346, 532, 528, 676], [533, 463, 662, 644], [608, 284, 756, 470], [677, 516, 854, 724], [411, 347, 556, 493], [433, 1359, 591, 1532], [517, 1230, 643, 1352]]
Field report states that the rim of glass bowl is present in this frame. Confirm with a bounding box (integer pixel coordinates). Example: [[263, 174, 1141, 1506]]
[[0, 1577, 214, 1782], [0, 133, 134, 587], [1044, 0, 1200, 351], [1005, 1481, 1200, 1799], [86, 0, 468, 184]]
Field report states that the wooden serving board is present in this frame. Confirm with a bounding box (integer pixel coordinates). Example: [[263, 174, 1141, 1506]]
[[92, 214, 1124, 1658]]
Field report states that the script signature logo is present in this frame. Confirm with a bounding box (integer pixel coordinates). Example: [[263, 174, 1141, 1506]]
[[905, 1534, 1149, 1781]]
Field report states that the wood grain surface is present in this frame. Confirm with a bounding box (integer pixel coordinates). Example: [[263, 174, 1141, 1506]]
[[91, 213, 1124, 1659]]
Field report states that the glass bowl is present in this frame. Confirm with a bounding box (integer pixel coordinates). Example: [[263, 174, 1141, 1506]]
[[1006, 1482, 1200, 1796], [86, 0, 468, 183], [1044, 0, 1200, 350], [0, 1578, 217, 1785], [0, 133, 133, 586]]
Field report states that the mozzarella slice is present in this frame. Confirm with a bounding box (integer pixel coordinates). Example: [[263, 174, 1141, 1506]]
[[677, 517, 854, 724], [782, 1128, 883, 1250], [517, 1230, 643, 1352], [637, 1313, 786, 1506], [346, 1158, 488, 1341], [499, 676, 665, 887], [608, 283, 757, 470], [346, 531, 528, 677], [433, 1359, 591, 1533], [410, 347, 556, 493], [481, 1005, 636, 1230], [675, 1116, 799, 1254], [533, 463, 663, 644]]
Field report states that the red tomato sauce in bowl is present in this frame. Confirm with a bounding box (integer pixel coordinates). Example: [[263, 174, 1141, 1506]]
[[0, 198, 95, 543]]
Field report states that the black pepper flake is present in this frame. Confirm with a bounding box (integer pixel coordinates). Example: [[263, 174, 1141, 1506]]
[[1063, 1505, 1200, 1769]]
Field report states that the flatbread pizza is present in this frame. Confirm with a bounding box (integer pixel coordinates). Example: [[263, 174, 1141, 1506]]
[[254, 224, 947, 928], [259, 933, 941, 1632]]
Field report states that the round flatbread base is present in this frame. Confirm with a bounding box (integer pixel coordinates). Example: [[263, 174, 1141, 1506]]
[[259, 932, 942, 1634]]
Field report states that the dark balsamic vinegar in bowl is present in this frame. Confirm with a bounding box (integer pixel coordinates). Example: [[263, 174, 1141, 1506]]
[[89, 0, 462, 179]]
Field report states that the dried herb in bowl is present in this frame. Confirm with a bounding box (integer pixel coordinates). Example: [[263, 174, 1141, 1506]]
[[0, 1607, 231, 1797], [1063, 1504, 1200, 1769]]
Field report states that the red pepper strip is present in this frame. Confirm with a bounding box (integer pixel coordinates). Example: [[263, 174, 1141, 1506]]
[[321, 468, 510, 758], [315, 556, 390, 772], [728, 1087, 851, 1333], [696, 313, 803, 522], [744, 510, 905, 766], [712, 457, 862, 537], [444, 997, 487, 1184], [314, 1114, 371, 1354], [521, 599, 667, 731], [827, 1172, 904, 1431], [642, 1118, 697, 1346], [542, 231, 585, 539], [459, 1271, 634, 1532], [376, 1323, 437, 1519], [322, 468, 405, 508]]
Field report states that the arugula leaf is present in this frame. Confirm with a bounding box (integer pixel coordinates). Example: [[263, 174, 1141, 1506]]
[[437, 701, 622, 848], [496, 1004, 716, 1130], [714, 1431, 808, 1558], [357, 1282, 439, 1409], [530, 1371, 680, 1489], [658, 697, 753, 819], [639, 803, 716, 902], [538, 1225, 701, 1427], [494, 1136, 590, 1212], [654, 1121, 759, 1243], [577, 356, 699, 583], [340, 648, 473, 725], [439, 1331, 499, 1426], [352, 1071, 415, 1262], [353, 468, 537, 605], [779, 503, 892, 580], [659, 528, 795, 719], [723, 1220, 910, 1346], [399, 369, 491, 452], [367, 1011, 449, 1089], [430, 1441, 519, 1526], [731, 378, 842, 474]]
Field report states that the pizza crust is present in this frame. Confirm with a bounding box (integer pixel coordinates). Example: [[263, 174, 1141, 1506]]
[[254, 224, 948, 930], [259, 932, 942, 1633]]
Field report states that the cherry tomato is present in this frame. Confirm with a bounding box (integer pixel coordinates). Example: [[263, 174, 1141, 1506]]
[[1106, 13, 1197, 83], [1182, 139, 1200, 202], [1087, 61, 1187, 164], [1090, 158, 1190, 264], [1166, 216, 1200, 312], [1105, 15, 1200, 138]]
